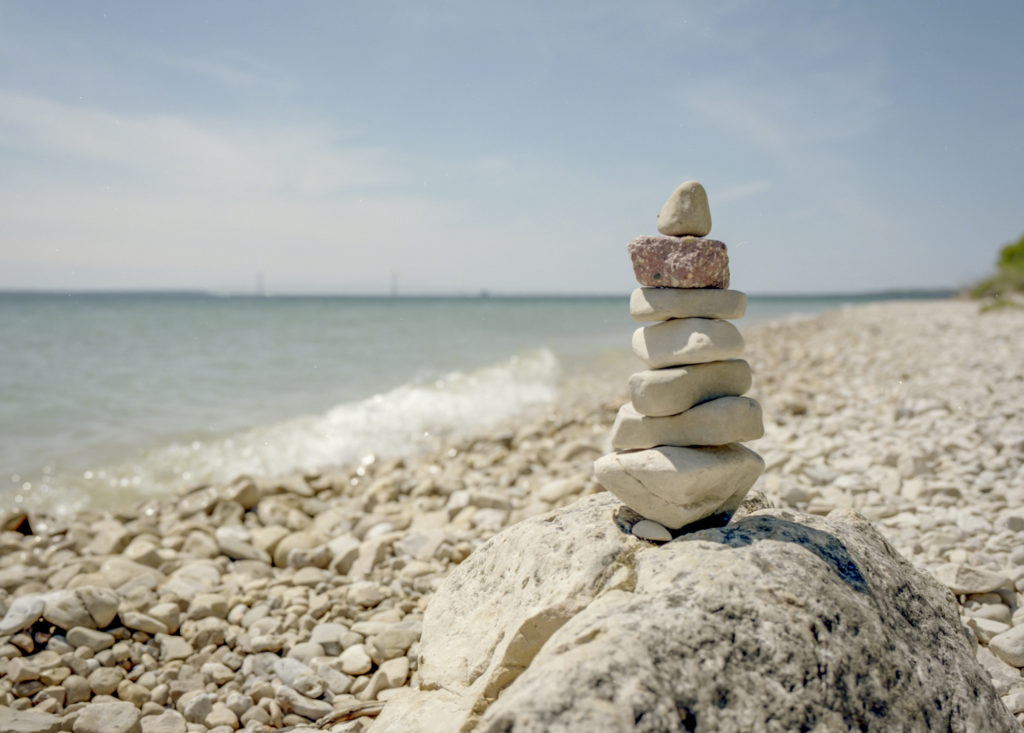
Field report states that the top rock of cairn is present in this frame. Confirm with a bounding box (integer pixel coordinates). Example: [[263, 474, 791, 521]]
[[656, 180, 711, 237]]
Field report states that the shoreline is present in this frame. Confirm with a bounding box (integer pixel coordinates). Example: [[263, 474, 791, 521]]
[[3, 298, 1024, 730]]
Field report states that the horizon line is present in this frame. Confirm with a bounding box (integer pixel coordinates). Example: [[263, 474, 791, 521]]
[[0, 287, 961, 299]]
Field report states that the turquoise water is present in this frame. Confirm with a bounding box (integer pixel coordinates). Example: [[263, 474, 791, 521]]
[[0, 291, 951, 515]]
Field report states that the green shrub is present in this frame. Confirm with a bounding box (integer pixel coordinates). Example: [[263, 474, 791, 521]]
[[972, 234, 1024, 304]]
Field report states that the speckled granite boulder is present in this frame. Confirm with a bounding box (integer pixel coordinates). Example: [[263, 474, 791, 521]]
[[627, 236, 729, 289], [373, 493, 1017, 732]]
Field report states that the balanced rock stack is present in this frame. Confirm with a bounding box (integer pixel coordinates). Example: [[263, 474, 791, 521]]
[[594, 181, 765, 536]]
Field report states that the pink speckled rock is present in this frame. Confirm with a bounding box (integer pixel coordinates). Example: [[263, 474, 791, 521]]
[[627, 236, 729, 289]]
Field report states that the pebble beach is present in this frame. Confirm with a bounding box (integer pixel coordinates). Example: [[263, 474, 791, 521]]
[[3, 297, 1024, 732]]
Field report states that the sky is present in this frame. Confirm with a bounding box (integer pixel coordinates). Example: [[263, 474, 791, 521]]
[[1, 1, 1022, 296]]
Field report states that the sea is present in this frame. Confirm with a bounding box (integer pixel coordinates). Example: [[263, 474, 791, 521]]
[[0, 291, 953, 517]]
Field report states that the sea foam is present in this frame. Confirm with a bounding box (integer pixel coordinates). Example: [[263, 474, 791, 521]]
[[14, 349, 563, 516]]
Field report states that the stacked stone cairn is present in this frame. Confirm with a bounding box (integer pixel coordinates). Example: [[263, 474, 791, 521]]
[[594, 181, 765, 540]]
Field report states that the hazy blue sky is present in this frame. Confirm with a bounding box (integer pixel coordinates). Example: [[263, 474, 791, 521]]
[[1, 1, 1022, 295]]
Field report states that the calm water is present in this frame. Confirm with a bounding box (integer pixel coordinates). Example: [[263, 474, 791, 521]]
[[0, 291, 950, 515]]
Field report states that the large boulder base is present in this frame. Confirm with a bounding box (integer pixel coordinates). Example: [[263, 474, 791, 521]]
[[373, 493, 1015, 733]]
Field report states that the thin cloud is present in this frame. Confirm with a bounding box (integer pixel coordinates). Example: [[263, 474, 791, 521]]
[[716, 180, 773, 203], [157, 51, 294, 93], [0, 91, 402, 198]]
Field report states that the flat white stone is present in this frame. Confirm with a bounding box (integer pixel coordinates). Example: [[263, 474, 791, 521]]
[[632, 519, 672, 542], [611, 397, 764, 450], [593, 444, 765, 529], [630, 359, 752, 417], [657, 180, 711, 237], [630, 287, 746, 322], [990, 625, 1024, 668], [632, 318, 744, 370]]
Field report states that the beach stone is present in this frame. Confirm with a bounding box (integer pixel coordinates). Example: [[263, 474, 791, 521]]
[[340, 644, 373, 675], [629, 360, 753, 417], [0, 708, 61, 733], [309, 622, 348, 656], [147, 603, 181, 634], [627, 236, 729, 289], [363, 656, 410, 700], [88, 666, 123, 695], [0, 594, 45, 634], [656, 180, 711, 237], [273, 531, 322, 568], [369, 625, 421, 662], [287, 642, 325, 665], [92, 557, 165, 591], [593, 444, 764, 529], [179, 690, 216, 724], [122, 538, 163, 568], [991, 626, 1024, 668], [205, 702, 239, 729], [73, 701, 140, 733], [139, 709, 186, 733], [610, 396, 763, 450], [632, 318, 744, 370], [372, 493, 1016, 732], [977, 647, 1023, 696], [8, 656, 41, 683], [42, 587, 118, 630], [186, 592, 228, 621], [932, 563, 1013, 595], [119, 610, 168, 635], [156, 634, 194, 662], [159, 561, 219, 598], [631, 519, 671, 542], [276, 685, 333, 720], [66, 627, 115, 652], [62, 675, 91, 704], [630, 286, 746, 322]]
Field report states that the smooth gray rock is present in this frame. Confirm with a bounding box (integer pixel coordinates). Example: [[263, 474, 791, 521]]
[[594, 444, 764, 529], [990, 625, 1024, 668], [72, 701, 141, 733], [0, 594, 46, 634], [373, 494, 1016, 732], [39, 587, 118, 630], [656, 180, 712, 237], [630, 287, 746, 322], [0, 708, 61, 733], [632, 318, 744, 370], [629, 360, 753, 417], [610, 397, 763, 450]]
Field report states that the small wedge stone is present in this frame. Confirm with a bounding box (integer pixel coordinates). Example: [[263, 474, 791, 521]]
[[630, 287, 746, 322], [632, 519, 672, 542], [632, 318, 744, 370]]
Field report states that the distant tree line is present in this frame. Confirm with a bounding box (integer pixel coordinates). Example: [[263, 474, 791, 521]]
[[971, 233, 1024, 310]]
